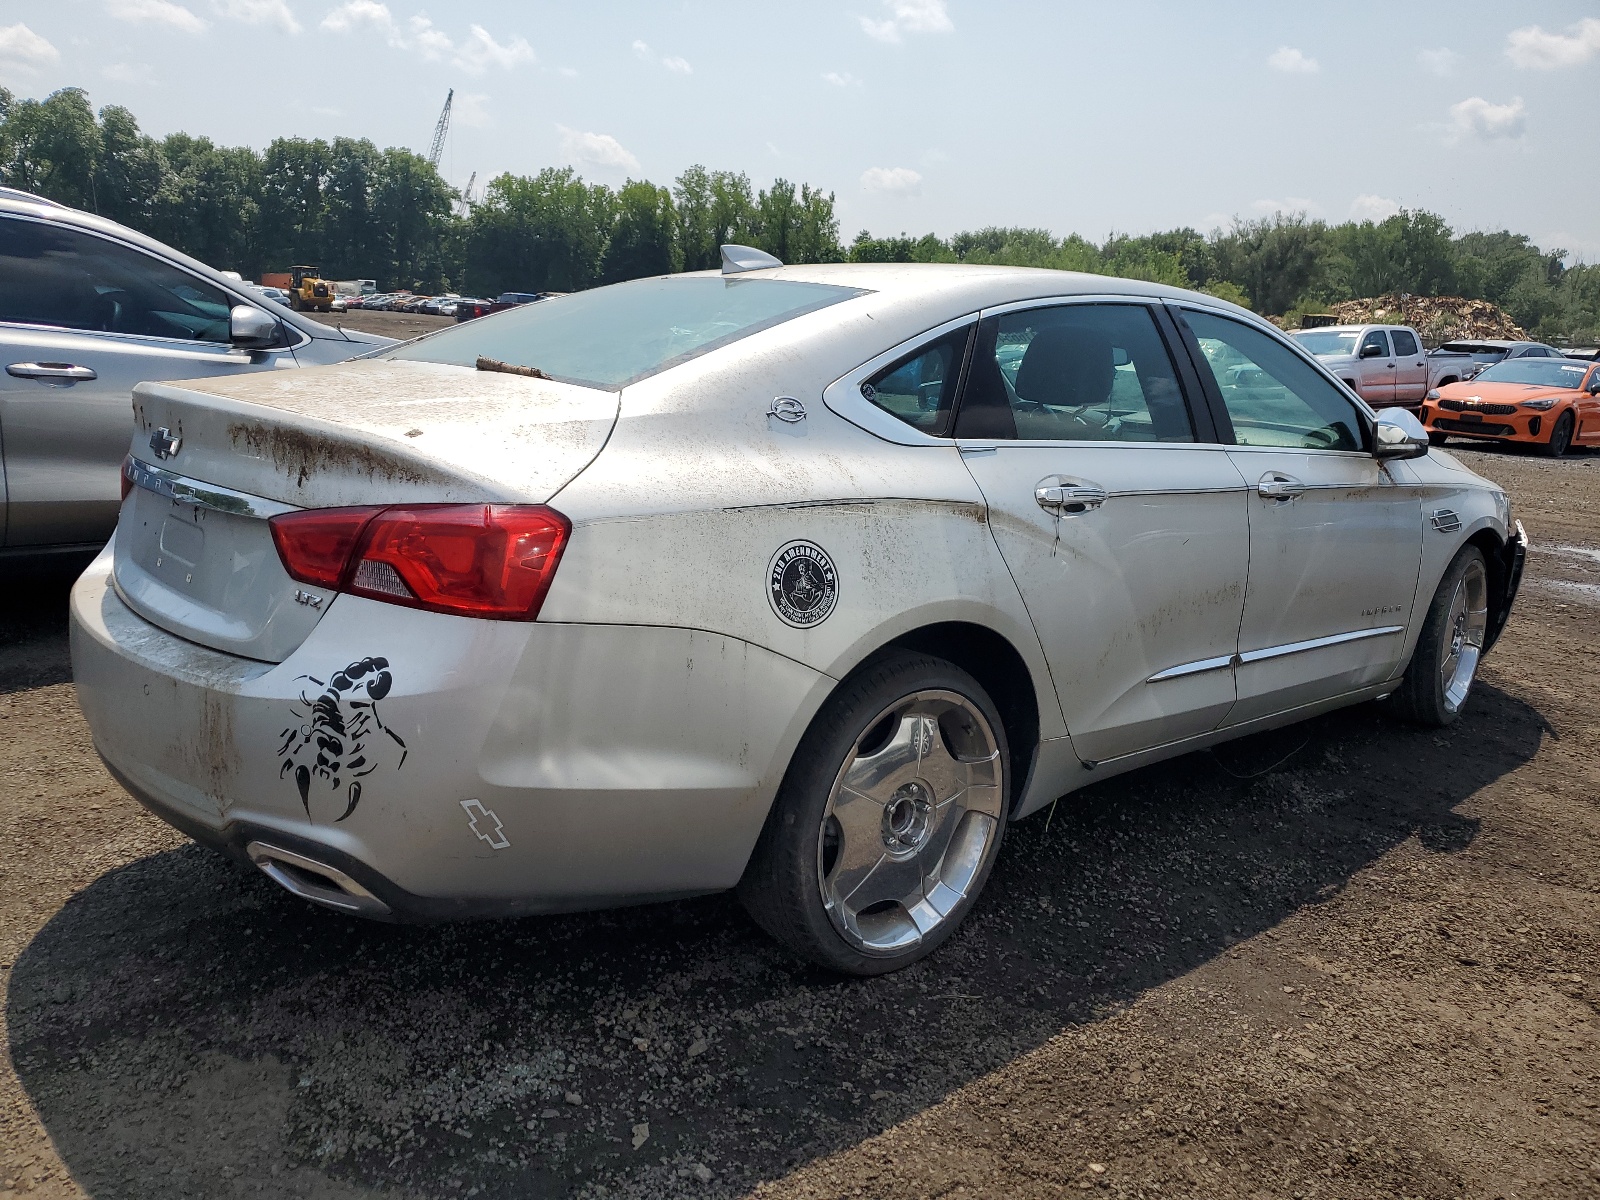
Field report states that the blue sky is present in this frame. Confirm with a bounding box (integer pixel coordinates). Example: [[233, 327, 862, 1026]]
[[2, 1, 1598, 257]]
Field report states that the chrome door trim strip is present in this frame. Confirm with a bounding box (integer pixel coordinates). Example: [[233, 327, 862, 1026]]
[[125, 457, 297, 519], [1238, 624, 1405, 665], [1108, 485, 1243, 499], [1146, 654, 1235, 683]]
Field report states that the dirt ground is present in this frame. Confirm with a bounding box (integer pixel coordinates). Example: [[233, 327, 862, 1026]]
[[2, 443, 1597, 1200], [307, 309, 452, 343]]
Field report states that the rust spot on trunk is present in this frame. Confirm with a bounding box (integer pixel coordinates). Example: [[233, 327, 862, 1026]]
[[227, 422, 450, 490]]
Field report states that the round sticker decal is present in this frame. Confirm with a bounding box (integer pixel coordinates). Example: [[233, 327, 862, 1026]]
[[768, 541, 839, 628]]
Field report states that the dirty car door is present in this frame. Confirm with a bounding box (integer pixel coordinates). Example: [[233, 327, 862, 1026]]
[[1177, 306, 1423, 725], [954, 300, 1250, 764]]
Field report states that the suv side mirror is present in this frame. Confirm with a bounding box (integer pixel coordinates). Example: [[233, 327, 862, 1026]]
[[1588, 376, 1600, 395], [1359, 342, 1385, 359], [230, 304, 281, 350], [1373, 407, 1430, 460]]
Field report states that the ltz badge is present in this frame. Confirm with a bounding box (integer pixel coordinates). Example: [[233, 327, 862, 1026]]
[[768, 541, 839, 628]]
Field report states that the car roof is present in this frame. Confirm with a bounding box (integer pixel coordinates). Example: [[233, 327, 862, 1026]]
[[1289, 324, 1400, 334], [700, 262, 1257, 327]]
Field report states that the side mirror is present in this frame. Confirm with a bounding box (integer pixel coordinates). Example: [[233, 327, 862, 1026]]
[[230, 304, 280, 350], [1588, 377, 1600, 395], [1373, 407, 1430, 460], [1359, 342, 1385, 359]]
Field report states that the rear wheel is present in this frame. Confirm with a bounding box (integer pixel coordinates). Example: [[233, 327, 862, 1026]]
[[1391, 546, 1489, 727], [1543, 410, 1575, 458], [739, 651, 1009, 975]]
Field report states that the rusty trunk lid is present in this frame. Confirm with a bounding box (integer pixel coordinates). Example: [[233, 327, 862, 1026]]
[[113, 359, 618, 662]]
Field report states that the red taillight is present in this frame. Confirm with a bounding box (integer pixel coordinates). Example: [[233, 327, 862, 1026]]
[[270, 506, 384, 588], [269, 504, 570, 620]]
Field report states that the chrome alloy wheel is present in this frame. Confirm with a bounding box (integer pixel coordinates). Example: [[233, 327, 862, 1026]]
[[1440, 556, 1489, 714], [816, 689, 1004, 956]]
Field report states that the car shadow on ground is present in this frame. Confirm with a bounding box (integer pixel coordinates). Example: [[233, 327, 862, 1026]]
[[8, 681, 1545, 1199], [0, 570, 75, 695]]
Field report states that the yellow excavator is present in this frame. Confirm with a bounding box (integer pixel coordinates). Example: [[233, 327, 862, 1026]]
[[287, 265, 335, 313]]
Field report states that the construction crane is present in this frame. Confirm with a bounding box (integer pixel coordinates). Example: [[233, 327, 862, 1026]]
[[427, 89, 452, 169], [454, 171, 477, 217]]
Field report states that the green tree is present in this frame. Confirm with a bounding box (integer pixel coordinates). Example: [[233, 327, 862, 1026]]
[[601, 179, 679, 283], [2, 88, 100, 208], [1212, 214, 1329, 316], [464, 167, 615, 294], [93, 104, 169, 230], [258, 137, 331, 269], [371, 147, 455, 289]]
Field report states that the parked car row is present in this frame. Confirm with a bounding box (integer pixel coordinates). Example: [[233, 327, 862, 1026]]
[[454, 292, 562, 322], [344, 292, 464, 317]]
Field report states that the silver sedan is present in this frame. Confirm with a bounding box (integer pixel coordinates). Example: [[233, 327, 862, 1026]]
[[70, 250, 1525, 975], [0, 190, 391, 565]]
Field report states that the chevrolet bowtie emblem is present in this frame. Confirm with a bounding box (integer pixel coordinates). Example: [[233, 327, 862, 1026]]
[[149, 427, 182, 459]]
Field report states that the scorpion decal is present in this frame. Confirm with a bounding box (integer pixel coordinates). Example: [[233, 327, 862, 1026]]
[[276, 656, 407, 823]]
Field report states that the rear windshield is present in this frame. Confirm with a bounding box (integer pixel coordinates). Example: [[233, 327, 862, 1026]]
[[390, 275, 867, 389], [1292, 330, 1360, 356], [1437, 343, 1507, 361], [1472, 359, 1592, 388]]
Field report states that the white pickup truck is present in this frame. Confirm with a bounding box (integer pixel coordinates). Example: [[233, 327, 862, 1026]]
[[1290, 324, 1444, 409]]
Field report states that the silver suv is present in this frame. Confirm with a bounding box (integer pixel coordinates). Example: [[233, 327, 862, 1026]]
[[0, 189, 393, 566]]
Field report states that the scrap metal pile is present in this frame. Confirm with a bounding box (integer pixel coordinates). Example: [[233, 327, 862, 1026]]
[[1317, 294, 1527, 343]]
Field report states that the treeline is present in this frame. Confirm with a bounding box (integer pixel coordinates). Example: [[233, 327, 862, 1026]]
[[3, 87, 1597, 342]]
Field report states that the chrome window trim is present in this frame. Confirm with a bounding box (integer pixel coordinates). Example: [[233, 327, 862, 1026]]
[[126, 457, 297, 519]]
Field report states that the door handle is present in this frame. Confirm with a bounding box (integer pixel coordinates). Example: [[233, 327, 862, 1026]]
[[6, 361, 98, 381], [1257, 472, 1306, 501], [1035, 479, 1108, 515]]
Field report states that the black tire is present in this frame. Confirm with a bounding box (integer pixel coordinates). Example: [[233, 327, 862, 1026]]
[[1391, 545, 1490, 727], [1542, 410, 1575, 458], [1428, 431, 1449, 447], [738, 650, 1010, 975]]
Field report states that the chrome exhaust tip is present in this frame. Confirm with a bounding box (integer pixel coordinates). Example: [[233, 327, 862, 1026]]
[[246, 841, 392, 917]]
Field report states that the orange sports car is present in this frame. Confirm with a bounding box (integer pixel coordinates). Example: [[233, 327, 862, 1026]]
[[1421, 356, 1600, 457]]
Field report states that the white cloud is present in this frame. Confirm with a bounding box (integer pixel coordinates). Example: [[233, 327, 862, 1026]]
[[102, 61, 155, 83], [557, 126, 640, 171], [1449, 95, 1527, 141], [320, 0, 389, 33], [320, 5, 531, 73], [1350, 194, 1400, 222], [1506, 18, 1600, 70], [861, 166, 922, 195], [0, 22, 61, 69], [215, 0, 299, 34], [453, 24, 533, 72], [822, 70, 859, 87], [1267, 46, 1319, 74], [556, 65, 578, 78], [107, 0, 207, 33], [1417, 47, 1458, 76], [859, 0, 952, 44], [632, 39, 691, 74], [453, 91, 490, 128]]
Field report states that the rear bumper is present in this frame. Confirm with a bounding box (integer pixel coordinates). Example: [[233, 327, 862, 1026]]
[[1484, 520, 1527, 653], [71, 547, 829, 920]]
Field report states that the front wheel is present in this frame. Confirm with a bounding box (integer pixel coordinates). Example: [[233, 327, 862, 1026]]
[[739, 651, 1009, 975], [1391, 546, 1489, 727], [1542, 410, 1575, 458]]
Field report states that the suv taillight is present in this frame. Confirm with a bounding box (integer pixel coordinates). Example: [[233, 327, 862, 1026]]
[[269, 504, 570, 620]]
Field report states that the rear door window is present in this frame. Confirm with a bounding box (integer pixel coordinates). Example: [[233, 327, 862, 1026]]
[[1391, 329, 1419, 356], [953, 303, 1196, 442], [0, 216, 232, 343]]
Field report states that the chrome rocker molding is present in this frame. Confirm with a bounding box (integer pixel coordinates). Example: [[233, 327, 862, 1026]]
[[1146, 625, 1406, 684]]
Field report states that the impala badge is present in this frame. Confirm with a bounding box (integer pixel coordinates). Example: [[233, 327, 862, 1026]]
[[149, 427, 182, 459]]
